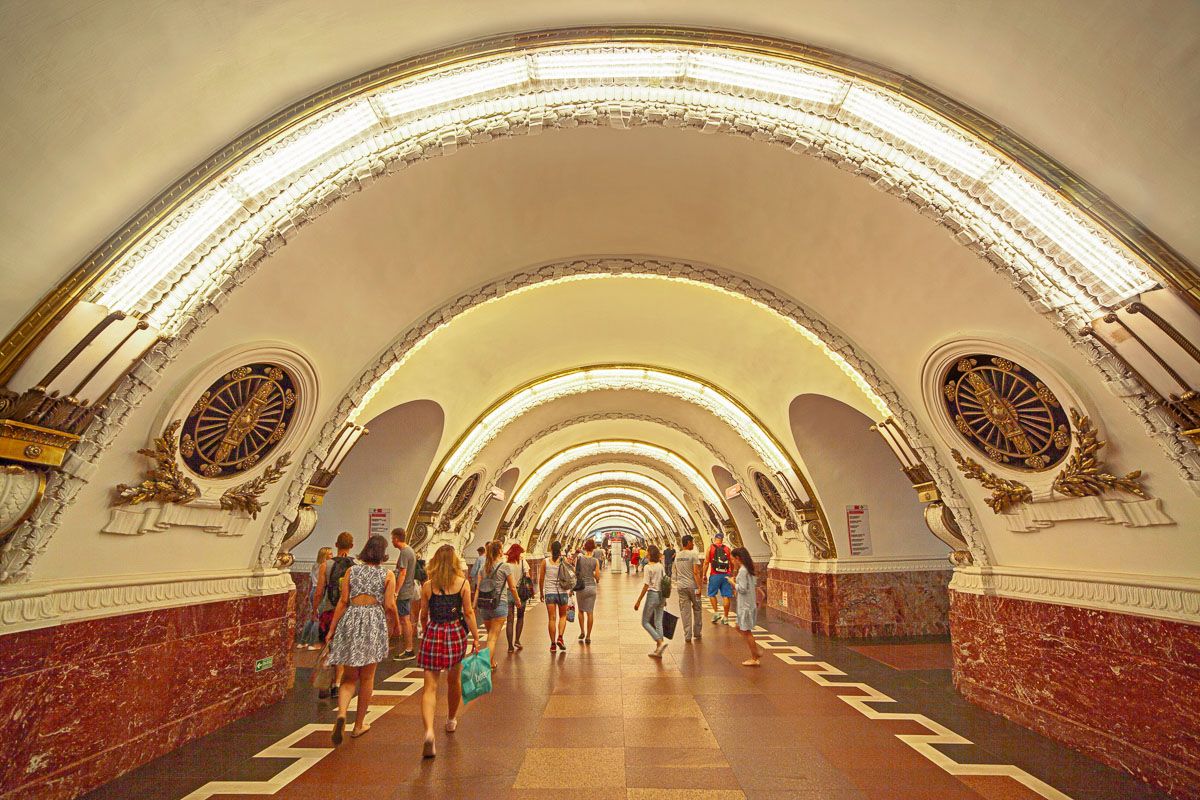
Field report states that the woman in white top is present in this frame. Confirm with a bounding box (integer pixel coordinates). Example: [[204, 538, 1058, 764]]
[[539, 540, 571, 652], [633, 544, 668, 658]]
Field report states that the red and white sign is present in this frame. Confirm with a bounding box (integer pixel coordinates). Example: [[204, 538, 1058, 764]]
[[846, 505, 873, 556], [368, 507, 391, 538]]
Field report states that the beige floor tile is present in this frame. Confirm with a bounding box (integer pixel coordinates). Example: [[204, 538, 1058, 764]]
[[621, 694, 704, 718], [623, 716, 720, 748], [544, 694, 623, 717], [626, 790, 746, 800], [512, 747, 626, 788]]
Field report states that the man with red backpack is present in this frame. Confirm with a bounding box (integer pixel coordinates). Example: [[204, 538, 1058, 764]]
[[703, 532, 734, 625]]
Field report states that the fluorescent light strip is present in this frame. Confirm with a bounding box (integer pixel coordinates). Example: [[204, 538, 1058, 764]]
[[441, 367, 792, 478], [539, 471, 690, 523], [511, 441, 723, 509], [553, 488, 677, 529], [566, 503, 662, 535], [86, 40, 1159, 353]]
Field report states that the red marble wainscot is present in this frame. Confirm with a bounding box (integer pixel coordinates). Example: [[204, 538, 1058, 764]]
[[765, 567, 951, 638], [0, 589, 295, 800], [950, 589, 1200, 800]]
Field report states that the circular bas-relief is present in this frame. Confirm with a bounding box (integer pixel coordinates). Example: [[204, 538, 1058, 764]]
[[180, 363, 299, 479], [941, 354, 1071, 472]]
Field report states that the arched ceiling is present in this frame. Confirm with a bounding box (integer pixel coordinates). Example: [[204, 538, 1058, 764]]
[[3, 1, 1197, 329], [3, 11, 1197, 599]]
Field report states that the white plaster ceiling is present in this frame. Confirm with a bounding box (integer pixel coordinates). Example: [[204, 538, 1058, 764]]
[[2, 1, 1197, 330]]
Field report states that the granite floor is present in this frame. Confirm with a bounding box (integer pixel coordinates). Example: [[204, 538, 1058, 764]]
[[83, 573, 1169, 800]]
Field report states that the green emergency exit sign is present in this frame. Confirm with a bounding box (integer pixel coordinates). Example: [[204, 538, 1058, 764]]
[[255, 656, 274, 672]]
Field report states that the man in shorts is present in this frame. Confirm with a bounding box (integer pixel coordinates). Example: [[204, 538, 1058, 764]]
[[703, 532, 734, 625], [392, 528, 417, 660]]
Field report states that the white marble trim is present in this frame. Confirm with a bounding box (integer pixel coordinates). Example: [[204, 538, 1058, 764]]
[[0, 569, 295, 633], [769, 556, 952, 574], [949, 565, 1200, 625]]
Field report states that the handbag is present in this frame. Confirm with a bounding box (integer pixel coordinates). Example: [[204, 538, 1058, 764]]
[[661, 610, 679, 640], [460, 647, 493, 703], [516, 566, 535, 602], [309, 645, 335, 688]]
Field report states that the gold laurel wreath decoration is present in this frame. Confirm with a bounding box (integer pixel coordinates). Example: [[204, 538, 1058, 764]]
[[951, 449, 1032, 514], [219, 452, 293, 519], [113, 420, 201, 506], [1052, 410, 1147, 499]]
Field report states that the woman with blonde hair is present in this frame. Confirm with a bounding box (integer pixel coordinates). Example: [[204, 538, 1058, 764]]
[[417, 544, 479, 758], [324, 535, 402, 744], [299, 547, 332, 649]]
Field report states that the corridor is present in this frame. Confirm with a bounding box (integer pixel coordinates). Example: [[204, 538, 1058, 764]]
[[86, 572, 1163, 800]]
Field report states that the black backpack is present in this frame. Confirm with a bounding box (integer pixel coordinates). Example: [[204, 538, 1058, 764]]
[[710, 545, 731, 573], [325, 556, 355, 605]]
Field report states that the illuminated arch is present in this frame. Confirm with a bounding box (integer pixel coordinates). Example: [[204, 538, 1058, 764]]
[[509, 440, 724, 513], [31, 25, 1176, 356], [538, 471, 691, 524], [556, 489, 677, 533], [569, 506, 666, 541]]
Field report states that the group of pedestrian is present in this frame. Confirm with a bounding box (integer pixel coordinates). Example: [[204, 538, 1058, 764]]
[[639, 531, 761, 665], [309, 524, 761, 761]]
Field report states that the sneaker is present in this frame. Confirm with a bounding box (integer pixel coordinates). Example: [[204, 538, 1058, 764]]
[[711, 613, 721, 623], [557, 637, 566, 652], [400, 649, 416, 660], [684, 637, 692, 643], [550, 641, 557, 652]]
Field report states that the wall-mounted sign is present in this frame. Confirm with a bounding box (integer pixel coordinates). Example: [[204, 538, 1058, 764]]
[[724, 483, 744, 499], [846, 505, 873, 556], [368, 507, 391, 537]]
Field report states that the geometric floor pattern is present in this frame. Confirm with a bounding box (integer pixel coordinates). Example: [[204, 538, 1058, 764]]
[[84, 572, 1168, 800]]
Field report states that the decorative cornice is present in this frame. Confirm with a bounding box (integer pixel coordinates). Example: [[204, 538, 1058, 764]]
[[0, 569, 295, 634], [769, 556, 952, 574], [949, 565, 1200, 625]]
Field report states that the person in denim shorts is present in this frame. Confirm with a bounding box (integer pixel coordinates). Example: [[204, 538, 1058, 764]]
[[540, 540, 571, 652]]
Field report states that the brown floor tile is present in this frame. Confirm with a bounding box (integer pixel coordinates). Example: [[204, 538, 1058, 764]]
[[953, 775, 1050, 800], [623, 716, 719, 748], [621, 694, 704, 718], [626, 790, 746, 800], [530, 716, 626, 747], [544, 693, 623, 717], [625, 746, 740, 789], [847, 642, 954, 671]]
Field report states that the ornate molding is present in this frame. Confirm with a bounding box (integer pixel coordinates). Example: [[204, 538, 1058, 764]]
[[102, 499, 253, 537], [769, 556, 952, 574], [951, 449, 1033, 513], [0, 466, 46, 543], [0, 569, 294, 633], [1051, 410, 1147, 499], [111, 420, 199, 506], [220, 452, 293, 519], [949, 565, 1200, 625], [1000, 495, 1173, 532]]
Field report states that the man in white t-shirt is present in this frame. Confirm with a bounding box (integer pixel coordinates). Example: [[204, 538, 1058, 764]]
[[672, 534, 705, 642]]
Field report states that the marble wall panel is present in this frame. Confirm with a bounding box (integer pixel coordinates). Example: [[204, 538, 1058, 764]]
[[950, 590, 1200, 800], [765, 567, 950, 638], [0, 590, 294, 800]]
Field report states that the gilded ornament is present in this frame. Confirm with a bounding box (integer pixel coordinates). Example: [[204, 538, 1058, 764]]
[[943, 353, 1071, 471], [951, 449, 1032, 514], [180, 433, 195, 457], [1051, 410, 1147, 499], [218, 452, 293, 519], [112, 420, 201, 506], [181, 362, 298, 479]]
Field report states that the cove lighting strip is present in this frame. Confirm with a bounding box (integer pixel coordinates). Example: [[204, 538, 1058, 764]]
[[538, 471, 689, 523], [574, 512, 648, 537], [88, 41, 1156, 338], [441, 367, 793, 478], [512, 440, 723, 509], [568, 504, 663, 537], [554, 488, 677, 530]]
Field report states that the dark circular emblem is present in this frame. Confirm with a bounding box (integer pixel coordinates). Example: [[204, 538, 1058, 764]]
[[753, 471, 789, 518], [942, 355, 1070, 471], [181, 363, 298, 478], [445, 473, 480, 521]]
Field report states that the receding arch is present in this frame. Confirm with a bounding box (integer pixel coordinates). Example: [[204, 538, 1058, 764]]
[[293, 398, 443, 563], [557, 490, 677, 536], [465, 466, 519, 552], [789, 393, 944, 559], [538, 471, 691, 525]]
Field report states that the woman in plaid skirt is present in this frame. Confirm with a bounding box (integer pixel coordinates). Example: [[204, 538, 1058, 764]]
[[417, 544, 479, 758]]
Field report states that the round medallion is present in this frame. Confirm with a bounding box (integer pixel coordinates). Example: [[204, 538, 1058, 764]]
[[942, 355, 1070, 471], [180, 363, 298, 479], [753, 472, 790, 519], [445, 473, 480, 521]]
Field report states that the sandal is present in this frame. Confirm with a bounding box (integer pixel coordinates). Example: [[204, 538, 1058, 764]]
[[350, 724, 372, 738], [422, 735, 436, 759], [331, 717, 345, 746], [742, 659, 762, 667], [515, 642, 523, 650], [445, 718, 458, 733]]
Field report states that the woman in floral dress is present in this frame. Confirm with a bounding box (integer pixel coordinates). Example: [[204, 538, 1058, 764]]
[[324, 535, 402, 745]]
